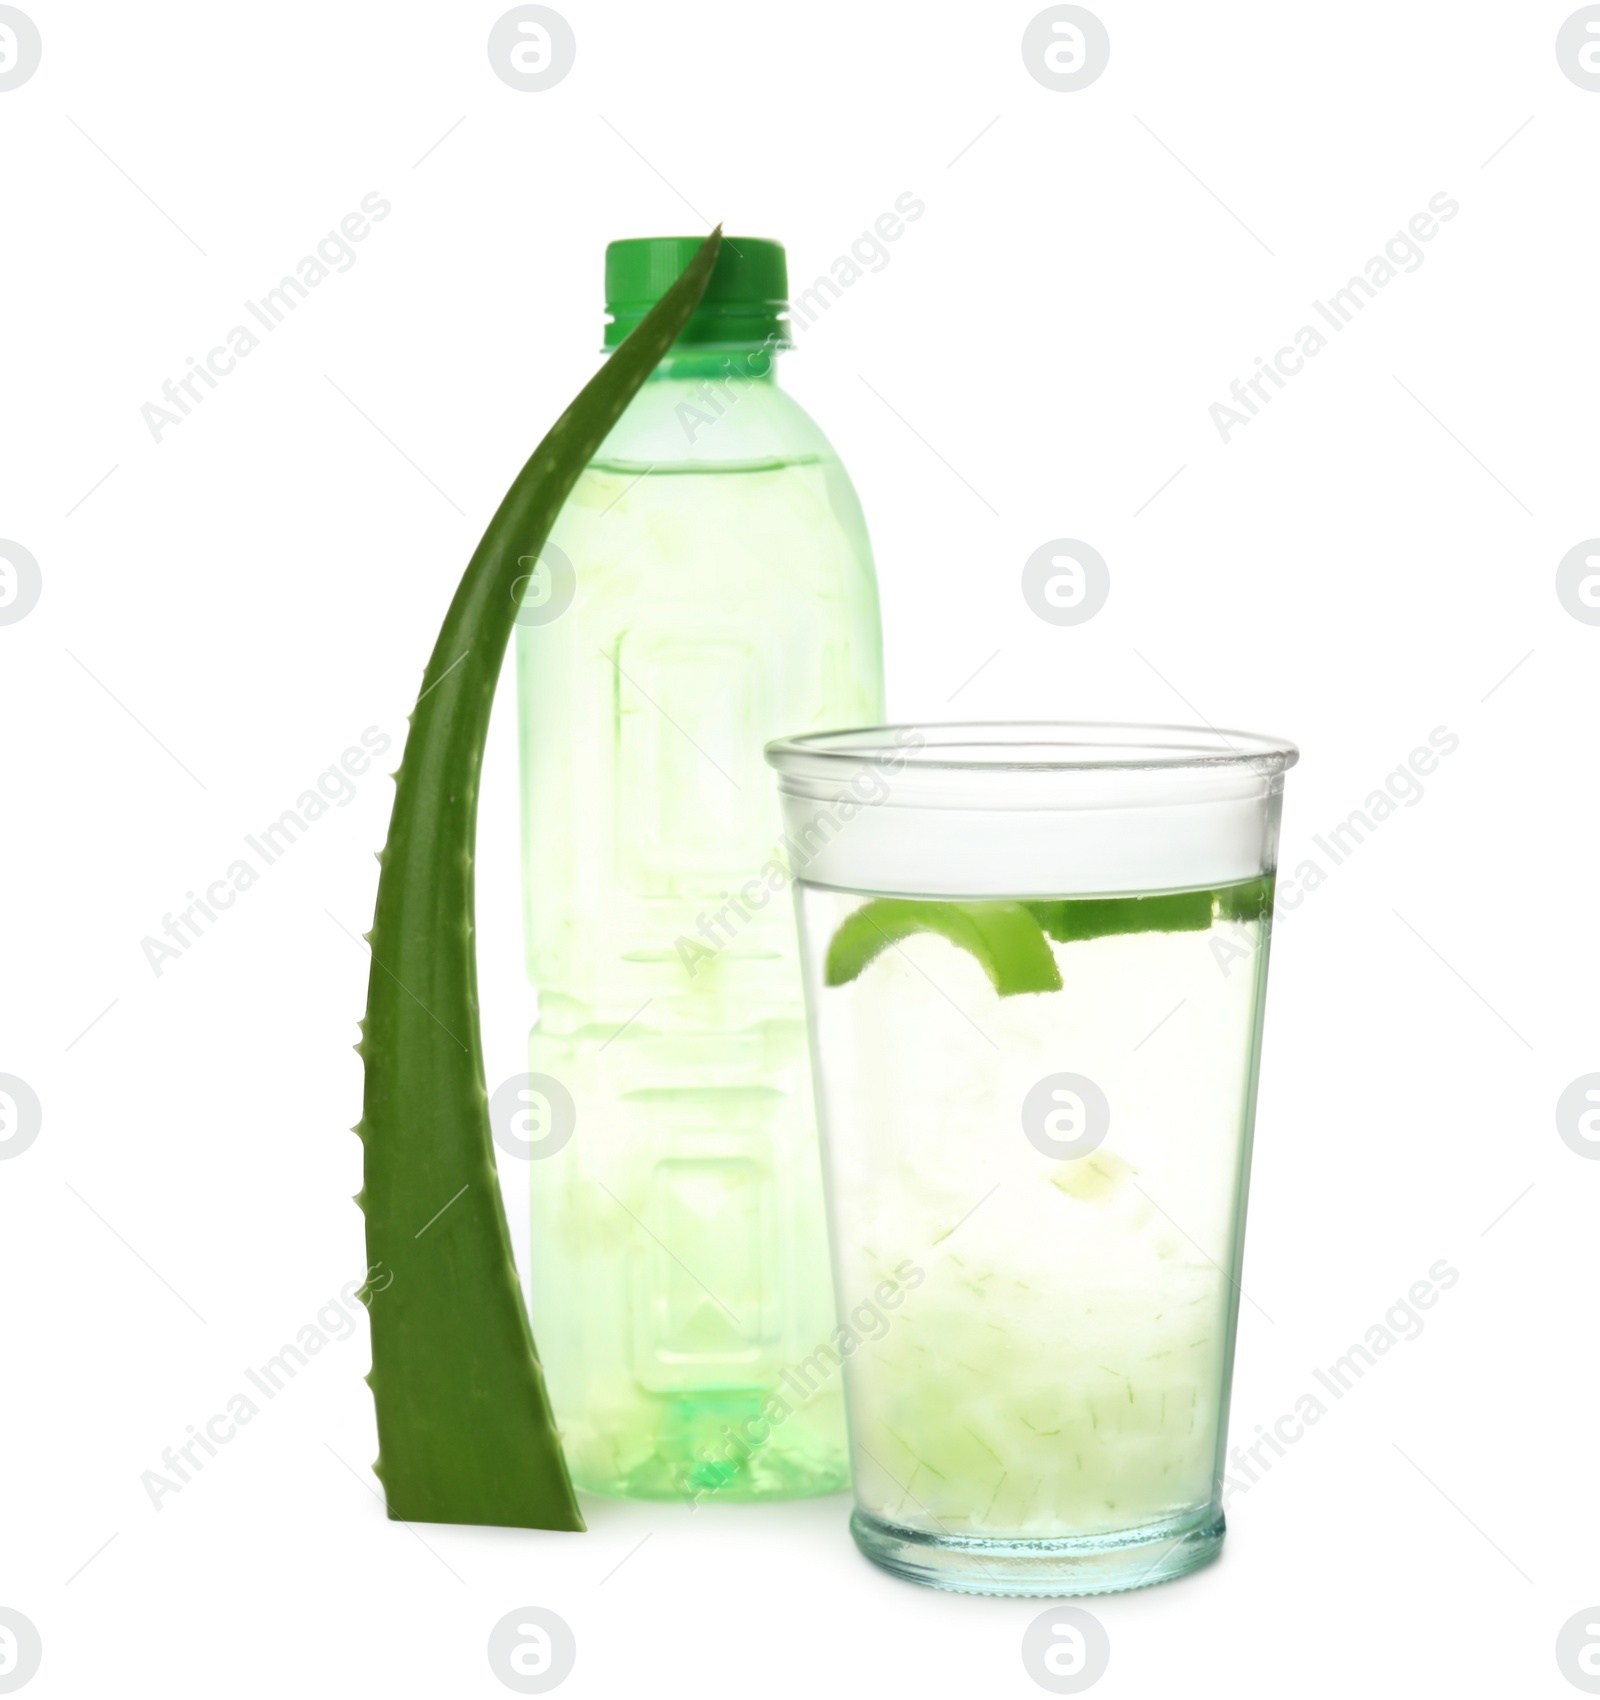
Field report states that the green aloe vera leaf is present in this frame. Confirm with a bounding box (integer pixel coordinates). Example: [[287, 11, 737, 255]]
[[823, 899, 1064, 997], [355, 230, 723, 1530]]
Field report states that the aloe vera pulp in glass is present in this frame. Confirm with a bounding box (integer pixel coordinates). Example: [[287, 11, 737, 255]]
[[515, 240, 882, 1500], [801, 881, 1271, 1553]]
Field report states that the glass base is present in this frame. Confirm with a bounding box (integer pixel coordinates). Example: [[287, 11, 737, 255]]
[[849, 1504, 1225, 1598]]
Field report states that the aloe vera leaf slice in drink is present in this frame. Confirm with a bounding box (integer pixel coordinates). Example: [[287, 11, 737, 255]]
[[823, 898, 1063, 997], [1023, 889, 1214, 942], [1024, 876, 1276, 943], [822, 877, 1279, 1002]]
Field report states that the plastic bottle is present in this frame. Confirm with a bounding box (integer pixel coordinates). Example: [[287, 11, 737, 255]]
[[515, 236, 883, 1500]]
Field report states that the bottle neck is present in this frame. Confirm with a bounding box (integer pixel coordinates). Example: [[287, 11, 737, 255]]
[[645, 345, 783, 386]]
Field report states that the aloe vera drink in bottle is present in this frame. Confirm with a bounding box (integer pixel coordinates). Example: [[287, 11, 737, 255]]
[[515, 238, 883, 1500]]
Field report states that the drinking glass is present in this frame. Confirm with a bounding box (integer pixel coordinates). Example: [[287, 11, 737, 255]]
[[765, 722, 1297, 1595]]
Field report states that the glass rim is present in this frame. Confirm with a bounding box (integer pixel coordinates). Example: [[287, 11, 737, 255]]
[[765, 720, 1299, 777]]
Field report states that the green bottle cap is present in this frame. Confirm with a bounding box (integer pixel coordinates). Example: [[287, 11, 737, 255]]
[[603, 236, 789, 350]]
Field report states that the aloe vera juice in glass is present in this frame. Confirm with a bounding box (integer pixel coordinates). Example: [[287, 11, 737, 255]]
[[768, 724, 1296, 1594]]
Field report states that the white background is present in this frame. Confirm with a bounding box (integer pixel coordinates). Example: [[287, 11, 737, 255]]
[[3, 2, 1597, 1695]]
